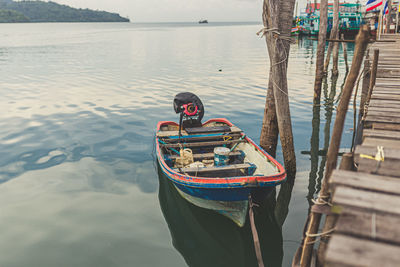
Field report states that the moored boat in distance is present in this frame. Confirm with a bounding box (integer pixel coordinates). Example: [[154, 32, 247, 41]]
[[155, 93, 286, 226], [199, 19, 208, 24]]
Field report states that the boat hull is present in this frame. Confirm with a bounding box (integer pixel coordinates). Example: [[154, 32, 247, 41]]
[[174, 185, 249, 227]]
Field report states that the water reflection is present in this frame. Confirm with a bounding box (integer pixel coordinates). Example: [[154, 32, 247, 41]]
[[157, 166, 283, 267], [306, 74, 338, 205]]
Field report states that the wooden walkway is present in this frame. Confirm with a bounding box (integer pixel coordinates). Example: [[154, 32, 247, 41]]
[[324, 34, 400, 266]]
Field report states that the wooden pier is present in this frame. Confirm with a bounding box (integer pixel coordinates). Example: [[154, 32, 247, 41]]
[[324, 34, 400, 266]]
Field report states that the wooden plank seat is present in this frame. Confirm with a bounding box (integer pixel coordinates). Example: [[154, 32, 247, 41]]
[[167, 151, 242, 160], [161, 139, 246, 149], [160, 133, 242, 143], [175, 163, 253, 174], [156, 126, 242, 137]]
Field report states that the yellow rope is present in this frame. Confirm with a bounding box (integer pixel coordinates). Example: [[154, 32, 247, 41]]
[[360, 146, 384, 162]]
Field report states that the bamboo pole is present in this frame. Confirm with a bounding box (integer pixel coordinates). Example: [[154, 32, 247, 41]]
[[262, 0, 297, 176], [299, 25, 370, 267], [367, 49, 380, 104], [324, 0, 340, 73], [313, 0, 329, 102], [341, 34, 349, 73]]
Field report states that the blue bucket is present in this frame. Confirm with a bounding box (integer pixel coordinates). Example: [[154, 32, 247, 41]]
[[214, 147, 230, 166]]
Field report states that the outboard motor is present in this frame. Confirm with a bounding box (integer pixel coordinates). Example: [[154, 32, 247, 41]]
[[173, 92, 204, 140]]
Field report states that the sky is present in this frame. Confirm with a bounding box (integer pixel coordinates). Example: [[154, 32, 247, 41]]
[[47, 0, 360, 22]]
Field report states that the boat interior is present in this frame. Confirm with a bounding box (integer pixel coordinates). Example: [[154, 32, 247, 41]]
[[157, 121, 280, 178]]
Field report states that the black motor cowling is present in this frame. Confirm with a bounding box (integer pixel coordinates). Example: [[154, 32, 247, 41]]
[[173, 92, 204, 129]]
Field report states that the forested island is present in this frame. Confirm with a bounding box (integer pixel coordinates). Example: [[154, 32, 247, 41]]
[[0, 0, 130, 23]]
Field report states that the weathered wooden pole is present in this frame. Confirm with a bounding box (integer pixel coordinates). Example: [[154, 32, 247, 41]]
[[299, 25, 370, 267], [341, 33, 349, 72], [313, 0, 329, 102], [385, 0, 392, 33], [260, 67, 279, 157], [324, 0, 340, 74], [261, 0, 297, 176], [367, 49, 380, 104], [378, 9, 383, 40], [360, 51, 370, 117], [396, 5, 399, 33]]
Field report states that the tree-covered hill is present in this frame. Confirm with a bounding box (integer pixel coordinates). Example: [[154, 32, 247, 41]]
[[0, 0, 130, 23]]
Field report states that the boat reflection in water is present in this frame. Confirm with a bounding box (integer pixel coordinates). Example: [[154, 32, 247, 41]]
[[157, 166, 283, 267]]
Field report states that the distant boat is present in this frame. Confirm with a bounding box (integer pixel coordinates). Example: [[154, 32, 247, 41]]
[[199, 19, 208, 24]]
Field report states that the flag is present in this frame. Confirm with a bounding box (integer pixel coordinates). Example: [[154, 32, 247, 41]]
[[382, 0, 389, 14], [366, 0, 383, 12]]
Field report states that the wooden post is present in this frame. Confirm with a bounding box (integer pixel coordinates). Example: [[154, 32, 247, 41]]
[[396, 5, 399, 33], [385, 0, 392, 33], [324, 0, 340, 74], [260, 67, 279, 157], [262, 0, 297, 176], [378, 9, 383, 40], [367, 49, 380, 104], [360, 51, 370, 117], [313, 0, 329, 102], [299, 25, 370, 267], [341, 34, 349, 73]]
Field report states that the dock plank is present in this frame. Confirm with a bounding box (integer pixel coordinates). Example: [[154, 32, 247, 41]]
[[330, 170, 400, 195], [332, 186, 400, 215], [335, 209, 400, 245], [325, 234, 400, 267]]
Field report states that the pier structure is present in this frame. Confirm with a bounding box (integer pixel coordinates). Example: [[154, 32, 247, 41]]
[[323, 33, 400, 266]]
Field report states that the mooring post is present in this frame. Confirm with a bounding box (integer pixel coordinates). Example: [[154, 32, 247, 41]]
[[299, 25, 370, 267], [385, 0, 392, 34], [313, 0, 328, 102], [261, 0, 297, 176], [260, 67, 279, 157], [323, 0, 340, 74], [367, 49, 380, 104]]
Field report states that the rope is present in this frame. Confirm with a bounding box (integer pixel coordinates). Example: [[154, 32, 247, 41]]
[[248, 195, 265, 267], [306, 228, 335, 238], [360, 146, 384, 162], [256, 27, 279, 37], [311, 195, 332, 207]]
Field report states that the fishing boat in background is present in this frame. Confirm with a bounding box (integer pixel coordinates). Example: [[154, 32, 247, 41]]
[[198, 19, 208, 24], [155, 92, 286, 227], [293, 2, 363, 37]]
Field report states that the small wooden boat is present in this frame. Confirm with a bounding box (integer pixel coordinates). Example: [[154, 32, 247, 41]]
[[156, 93, 286, 227]]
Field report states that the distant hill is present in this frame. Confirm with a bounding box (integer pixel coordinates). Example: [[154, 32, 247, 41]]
[[0, 0, 130, 23]]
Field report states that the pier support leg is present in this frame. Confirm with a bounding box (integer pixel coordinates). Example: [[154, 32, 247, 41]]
[[313, 0, 329, 103], [324, 0, 340, 74]]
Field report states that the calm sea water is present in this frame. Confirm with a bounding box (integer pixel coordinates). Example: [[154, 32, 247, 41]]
[[0, 22, 355, 267]]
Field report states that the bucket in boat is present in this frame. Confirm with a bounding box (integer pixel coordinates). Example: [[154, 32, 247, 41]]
[[214, 147, 230, 166]]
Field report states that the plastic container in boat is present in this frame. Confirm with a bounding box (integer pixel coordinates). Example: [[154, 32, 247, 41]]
[[214, 147, 230, 166]]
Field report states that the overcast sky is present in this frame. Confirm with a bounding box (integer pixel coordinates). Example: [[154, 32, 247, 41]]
[[48, 0, 360, 22]]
